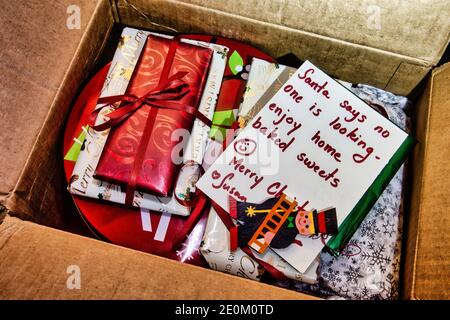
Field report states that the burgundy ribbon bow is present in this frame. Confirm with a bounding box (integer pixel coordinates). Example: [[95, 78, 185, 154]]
[[89, 71, 220, 135], [90, 71, 195, 131]]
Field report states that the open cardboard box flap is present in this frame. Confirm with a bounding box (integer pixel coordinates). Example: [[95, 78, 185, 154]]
[[0, 0, 114, 226], [402, 62, 450, 300], [0, 215, 315, 299], [0, 0, 449, 299]]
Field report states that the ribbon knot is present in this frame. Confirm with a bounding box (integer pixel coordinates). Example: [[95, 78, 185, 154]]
[[90, 71, 191, 131], [88, 36, 238, 207]]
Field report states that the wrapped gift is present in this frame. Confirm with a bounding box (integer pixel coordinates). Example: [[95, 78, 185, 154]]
[[179, 35, 275, 141], [200, 207, 266, 281], [237, 58, 353, 129], [94, 34, 213, 198], [175, 43, 228, 204], [68, 32, 228, 215], [237, 58, 293, 128]]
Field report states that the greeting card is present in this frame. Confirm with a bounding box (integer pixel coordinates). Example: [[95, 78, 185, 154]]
[[196, 61, 414, 273]]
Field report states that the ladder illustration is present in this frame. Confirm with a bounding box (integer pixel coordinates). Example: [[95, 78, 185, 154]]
[[247, 194, 297, 254]]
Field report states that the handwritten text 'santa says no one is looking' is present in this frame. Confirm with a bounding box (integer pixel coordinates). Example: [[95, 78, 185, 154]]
[[250, 67, 392, 189]]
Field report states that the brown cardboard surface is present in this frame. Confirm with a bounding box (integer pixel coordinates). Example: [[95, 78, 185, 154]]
[[0, 215, 315, 299], [403, 63, 450, 300], [181, 0, 450, 65], [0, 0, 100, 195], [115, 0, 448, 95], [0, 0, 113, 226]]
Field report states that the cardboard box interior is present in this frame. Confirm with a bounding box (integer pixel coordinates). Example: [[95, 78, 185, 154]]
[[0, 0, 449, 299]]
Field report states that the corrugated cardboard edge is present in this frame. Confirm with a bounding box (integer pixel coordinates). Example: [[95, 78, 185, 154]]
[[177, 0, 450, 66], [0, 0, 114, 227], [0, 214, 317, 299], [402, 72, 431, 301], [115, 0, 437, 95], [403, 62, 450, 300]]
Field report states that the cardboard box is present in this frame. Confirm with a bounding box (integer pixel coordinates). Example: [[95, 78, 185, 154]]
[[0, 0, 449, 299]]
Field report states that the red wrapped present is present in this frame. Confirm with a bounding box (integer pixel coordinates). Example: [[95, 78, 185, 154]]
[[94, 35, 213, 201]]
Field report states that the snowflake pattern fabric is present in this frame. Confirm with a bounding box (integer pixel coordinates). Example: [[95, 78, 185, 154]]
[[280, 84, 411, 300]]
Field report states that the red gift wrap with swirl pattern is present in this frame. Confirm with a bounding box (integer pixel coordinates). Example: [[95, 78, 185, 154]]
[[94, 35, 213, 197]]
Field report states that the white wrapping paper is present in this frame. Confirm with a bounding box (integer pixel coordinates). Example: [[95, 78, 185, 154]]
[[68, 29, 228, 216]]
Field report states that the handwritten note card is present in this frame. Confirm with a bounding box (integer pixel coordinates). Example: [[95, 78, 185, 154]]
[[196, 61, 413, 273]]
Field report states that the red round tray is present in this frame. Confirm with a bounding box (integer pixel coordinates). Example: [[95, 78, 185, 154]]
[[63, 34, 274, 267]]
